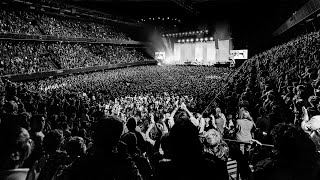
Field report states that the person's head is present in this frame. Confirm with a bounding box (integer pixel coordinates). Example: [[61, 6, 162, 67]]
[[93, 116, 124, 151], [271, 123, 316, 165], [126, 117, 137, 132], [202, 129, 221, 147], [65, 136, 86, 157], [0, 126, 33, 170], [4, 101, 18, 115], [169, 120, 202, 160], [17, 112, 31, 130], [43, 129, 64, 153], [259, 107, 266, 117], [160, 133, 171, 156], [195, 113, 201, 119], [164, 113, 171, 119], [239, 110, 253, 121], [215, 107, 221, 114], [120, 132, 139, 154], [61, 122, 69, 130], [30, 114, 45, 132], [173, 110, 189, 124], [238, 100, 249, 111], [309, 96, 319, 108]]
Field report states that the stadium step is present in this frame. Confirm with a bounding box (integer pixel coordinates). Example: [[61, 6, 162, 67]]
[[227, 158, 254, 180]]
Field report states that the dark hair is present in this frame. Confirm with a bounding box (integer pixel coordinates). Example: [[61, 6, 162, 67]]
[[66, 136, 86, 156], [121, 132, 139, 155], [30, 114, 45, 132], [43, 129, 64, 153], [160, 133, 171, 156], [270, 123, 317, 168], [93, 116, 123, 151], [259, 107, 266, 116], [170, 120, 202, 160], [126, 117, 137, 131], [238, 100, 249, 109], [0, 126, 31, 170]]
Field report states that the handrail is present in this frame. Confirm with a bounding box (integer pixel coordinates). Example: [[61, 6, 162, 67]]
[[201, 67, 240, 115], [224, 139, 274, 148]]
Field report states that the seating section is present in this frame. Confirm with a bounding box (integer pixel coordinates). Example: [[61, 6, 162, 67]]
[[0, 41, 53, 75], [0, 6, 149, 75], [0, 41, 147, 75], [219, 31, 320, 126], [0, 6, 131, 41]]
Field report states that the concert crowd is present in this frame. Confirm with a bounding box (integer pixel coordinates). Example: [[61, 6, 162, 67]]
[[1, 2, 320, 180]]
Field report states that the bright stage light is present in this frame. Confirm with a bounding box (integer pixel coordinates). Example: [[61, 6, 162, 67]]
[[196, 38, 199, 41], [204, 37, 208, 41], [205, 30, 209, 33], [210, 37, 214, 41], [182, 39, 185, 42], [178, 39, 181, 43], [190, 39, 194, 42], [186, 39, 190, 42], [200, 38, 203, 41]]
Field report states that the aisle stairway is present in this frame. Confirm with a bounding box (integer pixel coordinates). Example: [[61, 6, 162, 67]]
[[227, 158, 254, 180]]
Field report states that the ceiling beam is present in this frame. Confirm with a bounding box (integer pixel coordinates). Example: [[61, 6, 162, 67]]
[[169, 0, 199, 15], [273, 0, 320, 36]]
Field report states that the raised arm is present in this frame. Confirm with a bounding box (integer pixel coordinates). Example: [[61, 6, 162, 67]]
[[301, 106, 309, 131], [181, 103, 199, 126], [145, 114, 156, 146], [170, 100, 179, 118]]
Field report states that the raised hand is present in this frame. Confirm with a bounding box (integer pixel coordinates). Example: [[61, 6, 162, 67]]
[[180, 102, 187, 110]]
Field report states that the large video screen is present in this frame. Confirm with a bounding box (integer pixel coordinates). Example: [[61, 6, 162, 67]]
[[155, 52, 166, 60], [230, 50, 248, 59]]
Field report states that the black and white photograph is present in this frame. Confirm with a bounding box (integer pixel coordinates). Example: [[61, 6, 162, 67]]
[[0, 0, 320, 180]]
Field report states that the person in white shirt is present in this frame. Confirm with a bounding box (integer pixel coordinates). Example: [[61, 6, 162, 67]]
[[301, 106, 320, 151], [214, 107, 227, 135]]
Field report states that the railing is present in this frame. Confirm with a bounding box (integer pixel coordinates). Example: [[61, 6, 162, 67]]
[[224, 139, 274, 148], [0, 33, 151, 45], [224, 139, 274, 180], [0, 60, 157, 82]]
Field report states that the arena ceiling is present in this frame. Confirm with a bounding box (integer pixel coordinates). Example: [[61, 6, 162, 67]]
[[68, 0, 309, 54], [69, 0, 307, 24]]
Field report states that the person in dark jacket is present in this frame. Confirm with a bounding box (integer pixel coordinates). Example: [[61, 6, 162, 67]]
[[68, 116, 143, 180], [154, 118, 225, 180]]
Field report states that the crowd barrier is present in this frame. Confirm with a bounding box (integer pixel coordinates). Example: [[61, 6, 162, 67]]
[[1, 60, 158, 82]]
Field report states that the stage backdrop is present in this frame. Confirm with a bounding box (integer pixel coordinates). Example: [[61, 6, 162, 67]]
[[173, 39, 230, 65]]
